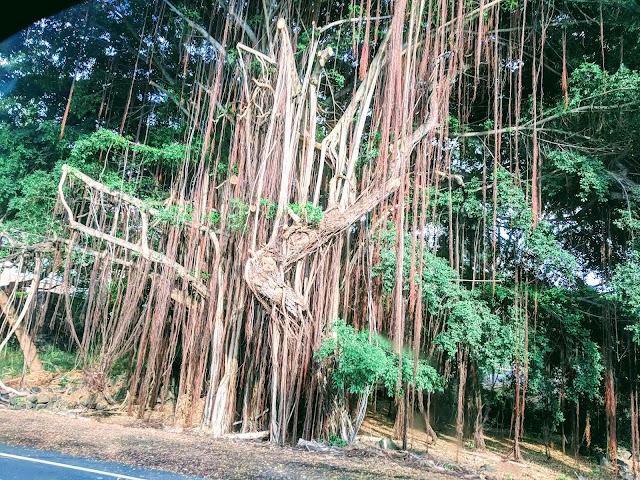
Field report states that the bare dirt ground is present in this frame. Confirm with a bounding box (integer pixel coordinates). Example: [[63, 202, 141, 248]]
[[0, 408, 463, 480], [0, 370, 619, 480]]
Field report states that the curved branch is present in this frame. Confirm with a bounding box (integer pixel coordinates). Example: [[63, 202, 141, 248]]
[[0, 379, 28, 396], [163, 0, 226, 58], [58, 166, 210, 298]]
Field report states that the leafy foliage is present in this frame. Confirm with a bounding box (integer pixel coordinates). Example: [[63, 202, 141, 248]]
[[546, 151, 609, 203], [568, 63, 640, 108], [612, 251, 640, 342], [289, 202, 323, 227], [373, 225, 512, 370], [316, 319, 442, 396], [316, 320, 389, 395]]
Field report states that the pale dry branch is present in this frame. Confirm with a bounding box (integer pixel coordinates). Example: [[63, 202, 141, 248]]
[[58, 165, 210, 298], [237, 42, 276, 66], [317, 16, 392, 34], [0, 379, 28, 397], [0, 262, 41, 368], [222, 430, 269, 440], [0, 285, 42, 372]]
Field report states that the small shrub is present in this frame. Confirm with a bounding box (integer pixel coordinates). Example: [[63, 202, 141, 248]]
[[227, 199, 249, 231], [288, 202, 323, 227], [327, 433, 347, 448], [206, 210, 221, 225], [259, 198, 277, 220]]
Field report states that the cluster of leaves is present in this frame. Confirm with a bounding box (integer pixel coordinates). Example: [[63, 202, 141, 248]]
[[213, 197, 278, 232], [568, 63, 640, 108], [69, 128, 186, 172], [518, 222, 579, 287], [227, 199, 250, 232], [154, 204, 194, 226], [546, 151, 609, 203], [289, 202, 323, 227], [356, 130, 381, 171], [611, 251, 640, 342], [316, 319, 442, 396], [373, 225, 512, 367], [0, 121, 69, 237], [2, 127, 189, 240], [327, 433, 347, 447], [435, 293, 512, 372], [325, 69, 346, 89], [260, 198, 277, 220]]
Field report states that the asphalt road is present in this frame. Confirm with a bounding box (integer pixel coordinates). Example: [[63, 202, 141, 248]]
[[0, 443, 204, 480]]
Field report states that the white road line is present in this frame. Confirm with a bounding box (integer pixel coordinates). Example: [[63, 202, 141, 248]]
[[0, 451, 146, 479]]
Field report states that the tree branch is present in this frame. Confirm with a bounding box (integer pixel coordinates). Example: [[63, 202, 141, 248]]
[[163, 0, 226, 58], [0, 379, 28, 397], [58, 165, 210, 298]]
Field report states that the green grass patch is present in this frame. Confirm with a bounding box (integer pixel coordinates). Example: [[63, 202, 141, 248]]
[[1, 344, 79, 377], [40, 345, 78, 372], [0, 346, 26, 378]]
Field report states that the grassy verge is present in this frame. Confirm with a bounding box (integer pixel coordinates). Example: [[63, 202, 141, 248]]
[[1, 343, 79, 378], [0, 346, 26, 378], [40, 344, 79, 372]]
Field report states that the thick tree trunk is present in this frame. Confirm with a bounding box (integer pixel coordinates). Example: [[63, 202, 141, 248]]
[[605, 366, 617, 464], [603, 303, 617, 471], [0, 289, 43, 373], [561, 394, 566, 456], [543, 416, 551, 459], [471, 362, 485, 450], [393, 392, 406, 446], [572, 400, 579, 462], [243, 176, 404, 316], [456, 345, 469, 456]]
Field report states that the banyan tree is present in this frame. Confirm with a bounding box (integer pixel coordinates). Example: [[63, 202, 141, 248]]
[[1, 0, 640, 466]]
